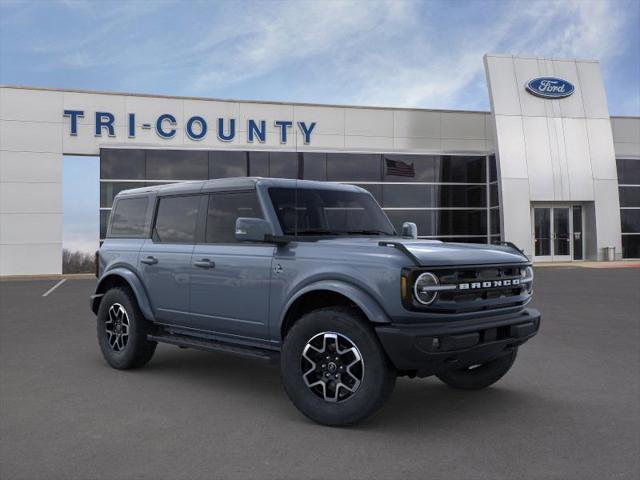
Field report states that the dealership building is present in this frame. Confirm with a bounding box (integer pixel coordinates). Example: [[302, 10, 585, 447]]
[[1, 53, 639, 276]]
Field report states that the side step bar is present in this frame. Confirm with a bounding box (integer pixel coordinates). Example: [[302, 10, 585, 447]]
[[148, 333, 279, 363]]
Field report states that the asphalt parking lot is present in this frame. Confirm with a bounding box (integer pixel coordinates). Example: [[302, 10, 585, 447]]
[[1, 267, 639, 480]]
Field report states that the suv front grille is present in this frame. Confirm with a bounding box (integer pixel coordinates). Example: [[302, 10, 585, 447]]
[[407, 264, 532, 314]]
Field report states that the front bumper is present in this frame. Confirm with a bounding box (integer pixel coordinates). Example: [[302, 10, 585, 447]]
[[375, 308, 541, 377]]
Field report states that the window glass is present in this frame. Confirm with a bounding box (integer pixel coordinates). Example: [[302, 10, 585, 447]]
[[383, 184, 427, 208], [384, 209, 487, 236], [619, 186, 640, 207], [209, 151, 247, 178], [302, 153, 327, 180], [327, 154, 381, 181], [436, 156, 486, 183], [100, 182, 145, 208], [145, 150, 208, 180], [109, 197, 149, 237], [433, 209, 487, 236], [437, 237, 487, 244], [269, 152, 298, 178], [205, 191, 263, 243], [153, 195, 200, 243], [269, 187, 394, 236], [489, 155, 497, 182], [490, 183, 499, 206], [248, 152, 269, 177], [622, 235, 640, 258], [100, 149, 145, 180], [382, 184, 486, 208], [100, 210, 111, 239], [621, 210, 640, 233], [617, 159, 640, 185], [491, 209, 501, 234], [431, 184, 486, 208], [383, 155, 437, 182], [353, 184, 382, 204], [384, 210, 431, 236]]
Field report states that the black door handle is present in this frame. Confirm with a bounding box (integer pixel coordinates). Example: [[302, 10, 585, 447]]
[[193, 259, 215, 269], [141, 256, 158, 265]]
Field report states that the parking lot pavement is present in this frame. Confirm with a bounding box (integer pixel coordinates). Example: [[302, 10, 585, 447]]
[[1, 267, 639, 480]]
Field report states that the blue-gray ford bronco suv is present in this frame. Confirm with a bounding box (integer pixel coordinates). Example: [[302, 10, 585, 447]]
[[91, 177, 540, 426]]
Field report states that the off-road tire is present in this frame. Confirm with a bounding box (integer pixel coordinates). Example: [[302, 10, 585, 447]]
[[97, 287, 157, 370], [435, 349, 518, 390], [281, 306, 396, 427]]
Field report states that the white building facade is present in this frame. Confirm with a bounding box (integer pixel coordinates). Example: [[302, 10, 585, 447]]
[[1, 54, 639, 275]]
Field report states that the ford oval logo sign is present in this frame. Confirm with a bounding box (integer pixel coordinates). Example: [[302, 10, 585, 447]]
[[526, 77, 575, 99]]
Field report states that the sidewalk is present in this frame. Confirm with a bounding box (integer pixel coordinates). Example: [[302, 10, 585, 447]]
[[534, 260, 640, 268]]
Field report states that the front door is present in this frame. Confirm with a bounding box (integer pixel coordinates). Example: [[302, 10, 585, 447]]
[[533, 205, 583, 262], [189, 191, 274, 345]]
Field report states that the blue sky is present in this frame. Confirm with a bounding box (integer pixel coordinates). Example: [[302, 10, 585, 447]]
[[1, 0, 639, 252], [1, 0, 639, 113]]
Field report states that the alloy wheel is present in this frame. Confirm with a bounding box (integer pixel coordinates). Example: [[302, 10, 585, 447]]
[[105, 303, 130, 352], [301, 332, 364, 402]]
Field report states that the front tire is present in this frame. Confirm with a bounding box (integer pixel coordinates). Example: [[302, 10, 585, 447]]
[[435, 349, 517, 390], [97, 287, 157, 370], [281, 307, 396, 427]]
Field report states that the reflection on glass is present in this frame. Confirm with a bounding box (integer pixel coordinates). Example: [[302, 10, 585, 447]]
[[553, 208, 570, 256], [534, 208, 551, 256], [147, 150, 208, 180], [209, 151, 247, 178]]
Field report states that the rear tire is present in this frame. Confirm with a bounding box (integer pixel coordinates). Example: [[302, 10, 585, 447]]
[[97, 287, 157, 370], [435, 349, 517, 390], [281, 306, 396, 427]]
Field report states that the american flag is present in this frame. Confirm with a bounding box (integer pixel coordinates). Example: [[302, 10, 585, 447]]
[[385, 158, 415, 177]]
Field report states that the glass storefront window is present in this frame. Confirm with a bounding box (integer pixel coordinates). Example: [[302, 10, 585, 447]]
[[301, 152, 327, 181], [147, 150, 208, 180], [209, 151, 247, 178], [617, 158, 640, 184], [619, 186, 640, 207], [622, 235, 640, 258], [248, 152, 269, 177], [327, 153, 381, 181], [384, 209, 487, 237], [437, 155, 486, 183], [621, 210, 640, 233], [99, 149, 500, 244], [100, 149, 145, 180], [269, 152, 298, 178]]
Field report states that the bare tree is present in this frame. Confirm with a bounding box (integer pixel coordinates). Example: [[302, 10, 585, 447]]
[[62, 248, 95, 274]]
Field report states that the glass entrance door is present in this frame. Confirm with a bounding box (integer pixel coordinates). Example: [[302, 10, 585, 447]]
[[534, 208, 552, 261], [552, 207, 571, 261], [533, 205, 583, 262]]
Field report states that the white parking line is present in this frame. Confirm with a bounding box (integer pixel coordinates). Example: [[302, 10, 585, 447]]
[[42, 279, 67, 297]]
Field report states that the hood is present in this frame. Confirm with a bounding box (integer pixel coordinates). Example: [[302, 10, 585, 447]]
[[315, 237, 528, 266], [394, 239, 528, 266]]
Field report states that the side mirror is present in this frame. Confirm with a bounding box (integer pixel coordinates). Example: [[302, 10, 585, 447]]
[[235, 217, 272, 242], [402, 222, 418, 239]]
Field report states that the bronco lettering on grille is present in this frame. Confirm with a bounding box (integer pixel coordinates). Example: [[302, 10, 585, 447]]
[[458, 278, 521, 290]]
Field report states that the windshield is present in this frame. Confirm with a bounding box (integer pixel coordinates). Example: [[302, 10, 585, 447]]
[[269, 187, 396, 237]]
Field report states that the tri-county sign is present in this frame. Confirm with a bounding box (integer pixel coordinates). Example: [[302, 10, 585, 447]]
[[525, 77, 575, 99], [63, 110, 317, 144]]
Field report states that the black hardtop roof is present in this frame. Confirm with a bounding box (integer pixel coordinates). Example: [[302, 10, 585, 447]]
[[115, 177, 366, 198]]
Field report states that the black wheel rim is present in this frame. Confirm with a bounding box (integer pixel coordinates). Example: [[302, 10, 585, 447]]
[[301, 332, 364, 403], [105, 303, 130, 352]]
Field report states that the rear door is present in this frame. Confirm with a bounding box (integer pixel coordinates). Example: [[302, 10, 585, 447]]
[[138, 194, 203, 326], [189, 191, 274, 345]]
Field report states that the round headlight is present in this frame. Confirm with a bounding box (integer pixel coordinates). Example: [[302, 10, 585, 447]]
[[521, 266, 534, 292], [414, 272, 439, 305]]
